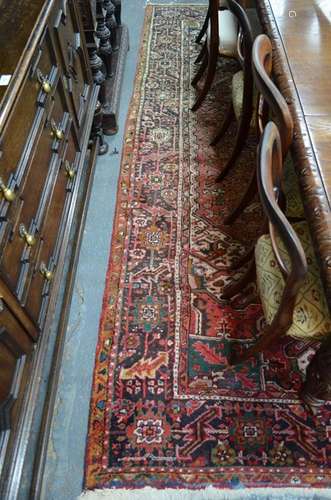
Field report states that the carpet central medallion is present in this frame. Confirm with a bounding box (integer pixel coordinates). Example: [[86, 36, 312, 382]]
[[85, 5, 331, 491]]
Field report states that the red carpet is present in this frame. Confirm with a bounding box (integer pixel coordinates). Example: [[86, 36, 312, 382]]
[[84, 5, 331, 491]]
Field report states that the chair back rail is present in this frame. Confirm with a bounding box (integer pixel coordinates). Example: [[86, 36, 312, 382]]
[[258, 121, 307, 301], [253, 34, 293, 157]]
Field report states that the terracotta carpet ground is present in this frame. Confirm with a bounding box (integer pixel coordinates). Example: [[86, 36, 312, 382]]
[[84, 5, 331, 492]]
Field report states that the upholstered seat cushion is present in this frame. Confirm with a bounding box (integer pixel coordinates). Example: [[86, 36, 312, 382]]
[[207, 10, 239, 58], [255, 222, 331, 340], [283, 153, 305, 219]]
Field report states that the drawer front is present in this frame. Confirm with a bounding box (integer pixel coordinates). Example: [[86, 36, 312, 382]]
[[54, 2, 90, 127], [0, 301, 33, 405], [0, 28, 57, 190], [0, 80, 71, 295], [24, 123, 79, 325]]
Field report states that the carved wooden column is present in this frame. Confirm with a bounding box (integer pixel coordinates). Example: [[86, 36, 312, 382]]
[[96, 0, 113, 78], [104, 0, 118, 50], [78, 0, 129, 136], [78, 0, 109, 154]]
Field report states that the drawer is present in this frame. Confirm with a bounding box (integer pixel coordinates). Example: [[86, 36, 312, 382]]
[[53, 3, 90, 128], [0, 28, 57, 191], [0, 301, 34, 404], [0, 81, 71, 295], [24, 123, 79, 325]]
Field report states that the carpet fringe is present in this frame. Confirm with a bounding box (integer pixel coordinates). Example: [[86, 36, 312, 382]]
[[78, 486, 331, 499]]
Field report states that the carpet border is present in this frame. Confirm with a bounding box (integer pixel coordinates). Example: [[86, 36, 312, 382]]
[[83, 3, 156, 489], [78, 486, 331, 500]]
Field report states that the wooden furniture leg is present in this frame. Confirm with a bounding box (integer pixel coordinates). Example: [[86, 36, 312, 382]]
[[301, 336, 331, 413], [96, 0, 113, 78], [224, 169, 257, 224], [216, 101, 252, 182], [221, 259, 255, 300], [191, 51, 217, 111], [195, 42, 207, 64], [196, 6, 210, 44], [191, 49, 208, 87], [229, 320, 288, 365], [210, 102, 235, 146], [230, 245, 255, 270]]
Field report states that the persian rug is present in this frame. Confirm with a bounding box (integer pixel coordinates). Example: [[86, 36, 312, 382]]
[[83, 4, 331, 495]]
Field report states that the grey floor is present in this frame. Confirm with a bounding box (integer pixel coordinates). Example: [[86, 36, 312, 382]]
[[35, 1, 207, 499]]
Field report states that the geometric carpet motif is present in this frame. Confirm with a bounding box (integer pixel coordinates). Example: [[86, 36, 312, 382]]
[[85, 5, 331, 491]]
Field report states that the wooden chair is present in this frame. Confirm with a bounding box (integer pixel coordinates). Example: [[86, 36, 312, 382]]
[[217, 34, 304, 226], [191, 0, 240, 111], [227, 122, 331, 387], [209, 0, 254, 194]]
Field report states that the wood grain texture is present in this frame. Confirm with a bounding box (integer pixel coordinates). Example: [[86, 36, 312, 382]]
[[256, 0, 331, 309]]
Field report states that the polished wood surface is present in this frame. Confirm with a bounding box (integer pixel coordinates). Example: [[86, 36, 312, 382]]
[[0, 1, 100, 497], [256, 0, 331, 308]]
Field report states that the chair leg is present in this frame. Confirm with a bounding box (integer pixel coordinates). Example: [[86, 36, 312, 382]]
[[195, 8, 210, 44], [224, 170, 257, 225], [228, 321, 288, 366], [195, 43, 207, 64], [221, 259, 255, 300], [191, 50, 208, 87], [237, 291, 259, 308], [301, 335, 331, 414], [230, 245, 255, 271], [191, 54, 217, 111], [216, 102, 252, 184], [210, 103, 235, 147]]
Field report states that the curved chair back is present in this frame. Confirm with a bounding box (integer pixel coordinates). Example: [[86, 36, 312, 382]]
[[258, 122, 307, 295], [253, 34, 293, 157]]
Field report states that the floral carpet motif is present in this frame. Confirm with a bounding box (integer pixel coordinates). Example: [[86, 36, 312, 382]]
[[85, 5, 331, 491]]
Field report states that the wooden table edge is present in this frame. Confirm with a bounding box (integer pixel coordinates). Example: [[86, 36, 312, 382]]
[[256, 0, 331, 309]]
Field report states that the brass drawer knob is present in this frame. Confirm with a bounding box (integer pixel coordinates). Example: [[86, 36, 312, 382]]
[[50, 119, 64, 141], [19, 224, 36, 247], [65, 160, 76, 180], [0, 177, 15, 202], [36, 69, 52, 94], [40, 262, 53, 281]]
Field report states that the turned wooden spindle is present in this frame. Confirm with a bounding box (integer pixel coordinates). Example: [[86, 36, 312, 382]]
[[104, 0, 118, 50], [96, 0, 113, 78], [88, 45, 106, 103]]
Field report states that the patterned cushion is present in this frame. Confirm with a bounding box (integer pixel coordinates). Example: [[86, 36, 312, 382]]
[[255, 222, 331, 340], [207, 10, 239, 58], [232, 70, 257, 127], [283, 153, 305, 219]]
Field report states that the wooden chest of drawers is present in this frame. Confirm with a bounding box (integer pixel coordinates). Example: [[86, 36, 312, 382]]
[[0, 0, 100, 496]]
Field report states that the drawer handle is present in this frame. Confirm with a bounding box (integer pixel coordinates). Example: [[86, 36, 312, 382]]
[[36, 69, 52, 94], [0, 177, 15, 202], [65, 160, 76, 180], [19, 224, 36, 247], [40, 262, 53, 281], [50, 119, 64, 141]]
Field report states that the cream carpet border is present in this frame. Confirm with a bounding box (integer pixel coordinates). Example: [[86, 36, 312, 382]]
[[79, 486, 331, 499]]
